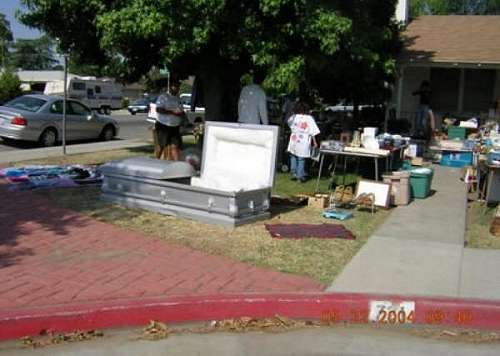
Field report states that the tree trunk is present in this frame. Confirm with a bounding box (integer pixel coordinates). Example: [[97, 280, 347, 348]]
[[198, 60, 242, 122]]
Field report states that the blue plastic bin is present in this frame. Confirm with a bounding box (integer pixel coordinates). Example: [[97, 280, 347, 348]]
[[440, 151, 472, 168]]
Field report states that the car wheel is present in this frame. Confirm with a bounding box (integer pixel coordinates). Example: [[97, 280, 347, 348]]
[[39, 128, 57, 147], [100, 125, 115, 141], [131, 111, 136, 115], [104, 106, 111, 115]]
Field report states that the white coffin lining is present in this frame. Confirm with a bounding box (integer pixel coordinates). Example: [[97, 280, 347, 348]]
[[191, 126, 274, 192]]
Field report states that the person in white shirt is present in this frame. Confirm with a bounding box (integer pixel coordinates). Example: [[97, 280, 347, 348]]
[[287, 101, 320, 183], [155, 83, 186, 160], [237, 73, 268, 125]]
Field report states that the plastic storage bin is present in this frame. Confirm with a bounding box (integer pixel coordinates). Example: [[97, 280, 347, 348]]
[[447, 126, 466, 140], [440, 151, 473, 168], [383, 171, 411, 206], [409, 168, 433, 199]]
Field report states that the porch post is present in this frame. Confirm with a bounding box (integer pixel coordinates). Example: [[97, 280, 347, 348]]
[[458, 68, 465, 113], [396, 66, 405, 118]]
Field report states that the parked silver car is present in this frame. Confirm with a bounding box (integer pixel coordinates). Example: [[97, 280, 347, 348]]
[[0, 94, 119, 147]]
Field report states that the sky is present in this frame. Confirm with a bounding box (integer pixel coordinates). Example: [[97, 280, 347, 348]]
[[0, 0, 42, 40]]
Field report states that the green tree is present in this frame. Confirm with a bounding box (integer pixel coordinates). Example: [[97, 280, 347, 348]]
[[9, 35, 57, 70], [411, 0, 500, 16], [0, 71, 22, 104], [0, 13, 13, 69], [19, 0, 401, 120]]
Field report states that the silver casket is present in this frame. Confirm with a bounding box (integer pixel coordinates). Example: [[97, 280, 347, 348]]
[[100, 121, 279, 227]]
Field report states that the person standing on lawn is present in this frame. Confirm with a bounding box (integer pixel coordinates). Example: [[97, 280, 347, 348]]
[[287, 101, 320, 183], [237, 72, 269, 125], [155, 82, 186, 160]]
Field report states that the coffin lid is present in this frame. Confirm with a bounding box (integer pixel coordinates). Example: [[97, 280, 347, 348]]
[[198, 121, 279, 190], [100, 157, 195, 180]]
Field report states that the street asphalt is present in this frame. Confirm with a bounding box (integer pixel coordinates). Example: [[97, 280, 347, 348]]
[[1, 325, 499, 355]]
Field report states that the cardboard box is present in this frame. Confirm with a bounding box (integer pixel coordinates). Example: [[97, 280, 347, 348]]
[[308, 194, 330, 209], [295, 194, 330, 209], [411, 157, 424, 166]]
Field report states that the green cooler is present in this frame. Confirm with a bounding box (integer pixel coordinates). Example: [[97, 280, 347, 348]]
[[410, 168, 433, 199]]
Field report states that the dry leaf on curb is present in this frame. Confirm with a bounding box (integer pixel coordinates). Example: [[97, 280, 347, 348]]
[[206, 315, 312, 333], [20, 330, 103, 348], [142, 320, 171, 340]]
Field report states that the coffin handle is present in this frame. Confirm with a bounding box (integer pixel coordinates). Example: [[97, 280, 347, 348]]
[[208, 197, 215, 213], [160, 190, 168, 204]]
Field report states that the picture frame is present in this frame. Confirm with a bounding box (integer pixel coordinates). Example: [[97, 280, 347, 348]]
[[355, 180, 391, 208]]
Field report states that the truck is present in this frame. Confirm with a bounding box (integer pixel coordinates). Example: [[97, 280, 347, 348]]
[[147, 93, 205, 135], [44, 76, 123, 115]]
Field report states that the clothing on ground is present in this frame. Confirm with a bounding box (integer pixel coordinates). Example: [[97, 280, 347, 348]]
[[0, 165, 102, 191], [238, 84, 268, 125]]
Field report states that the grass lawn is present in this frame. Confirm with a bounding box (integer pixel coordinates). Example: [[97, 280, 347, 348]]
[[22, 146, 391, 285], [466, 201, 500, 249]]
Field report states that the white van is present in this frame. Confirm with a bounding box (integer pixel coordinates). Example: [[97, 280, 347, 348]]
[[44, 77, 123, 114]]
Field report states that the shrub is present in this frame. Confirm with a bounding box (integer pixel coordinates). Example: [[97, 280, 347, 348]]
[[0, 71, 22, 104], [121, 96, 130, 108]]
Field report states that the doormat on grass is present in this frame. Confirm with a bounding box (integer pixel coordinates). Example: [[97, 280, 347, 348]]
[[265, 223, 355, 240], [0, 165, 102, 191]]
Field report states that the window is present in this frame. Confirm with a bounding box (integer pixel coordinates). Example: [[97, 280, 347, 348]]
[[181, 96, 191, 106], [69, 101, 91, 116], [87, 88, 95, 98], [50, 101, 63, 114], [463, 69, 494, 112], [5, 96, 47, 112], [430, 68, 460, 111], [95, 86, 101, 94], [133, 99, 149, 105], [72, 82, 86, 91]]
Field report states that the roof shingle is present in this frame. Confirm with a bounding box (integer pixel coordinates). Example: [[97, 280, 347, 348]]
[[401, 15, 500, 64]]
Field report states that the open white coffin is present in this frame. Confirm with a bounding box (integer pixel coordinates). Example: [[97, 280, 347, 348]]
[[100, 122, 279, 226]]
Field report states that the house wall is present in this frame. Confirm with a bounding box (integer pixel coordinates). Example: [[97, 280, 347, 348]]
[[392, 66, 430, 115], [393, 66, 500, 120], [395, 0, 410, 23], [494, 70, 500, 103], [122, 88, 143, 100]]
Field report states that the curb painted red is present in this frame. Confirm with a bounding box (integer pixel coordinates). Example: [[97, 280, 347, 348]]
[[2, 292, 500, 340]]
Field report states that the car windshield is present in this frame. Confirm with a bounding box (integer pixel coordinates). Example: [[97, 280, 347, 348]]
[[181, 96, 191, 106], [4, 96, 47, 112]]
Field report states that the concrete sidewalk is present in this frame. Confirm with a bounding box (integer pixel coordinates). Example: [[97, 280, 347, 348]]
[[0, 139, 150, 164], [328, 166, 500, 299]]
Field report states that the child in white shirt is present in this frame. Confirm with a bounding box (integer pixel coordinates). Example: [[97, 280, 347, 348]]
[[287, 101, 320, 182]]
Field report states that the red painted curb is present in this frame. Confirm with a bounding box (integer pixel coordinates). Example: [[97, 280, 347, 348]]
[[1, 293, 500, 340]]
